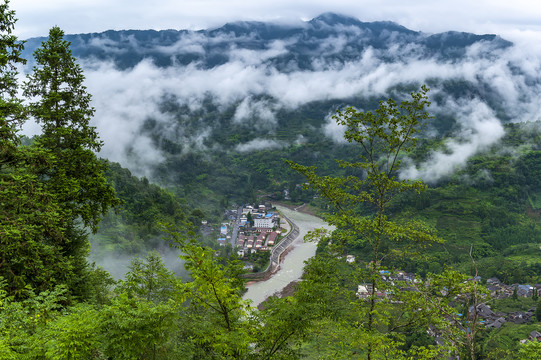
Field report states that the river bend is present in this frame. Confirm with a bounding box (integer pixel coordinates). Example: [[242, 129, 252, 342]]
[[243, 205, 334, 307]]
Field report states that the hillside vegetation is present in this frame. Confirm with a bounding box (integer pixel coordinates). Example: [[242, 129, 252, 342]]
[[2, 2, 541, 358]]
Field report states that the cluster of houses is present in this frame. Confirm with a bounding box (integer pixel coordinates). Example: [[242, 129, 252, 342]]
[[356, 271, 541, 343], [473, 301, 541, 345], [485, 277, 541, 299], [356, 269, 419, 300], [216, 204, 283, 257], [475, 277, 541, 331], [236, 204, 281, 257], [357, 270, 541, 300], [473, 302, 536, 329]]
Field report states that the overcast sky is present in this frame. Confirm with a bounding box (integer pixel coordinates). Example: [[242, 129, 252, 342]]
[[9, 0, 541, 43]]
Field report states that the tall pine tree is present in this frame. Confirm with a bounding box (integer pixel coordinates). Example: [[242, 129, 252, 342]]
[[0, 2, 73, 297], [21, 26, 120, 298], [24, 26, 119, 230]]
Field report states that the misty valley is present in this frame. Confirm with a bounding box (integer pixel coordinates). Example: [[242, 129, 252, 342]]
[[3, 5, 541, 359]]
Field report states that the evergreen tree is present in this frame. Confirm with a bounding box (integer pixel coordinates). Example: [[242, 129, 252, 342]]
[[117, 251, 179, 303], [24, 26, 120, 232], [20, 26, 120, 297], [0, 0, 25, 170], [246, 211, 254, 227], [0, 147, 71, 296], [0, 1, 70, 297]]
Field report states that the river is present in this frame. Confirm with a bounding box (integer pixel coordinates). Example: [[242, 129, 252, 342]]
[[243, 205, 334, 307]]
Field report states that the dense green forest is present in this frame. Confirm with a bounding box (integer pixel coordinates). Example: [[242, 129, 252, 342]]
[[2, 1, 541, 358], [319, 121, 541, 284], [145, 107, 541, 284]]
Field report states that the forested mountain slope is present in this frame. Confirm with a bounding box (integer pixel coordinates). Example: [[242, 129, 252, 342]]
[[19, 12, 541, 280], [322, 122, 541, 283]]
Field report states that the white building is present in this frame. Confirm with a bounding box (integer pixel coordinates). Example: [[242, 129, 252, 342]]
[[254, 217, 273, 228]]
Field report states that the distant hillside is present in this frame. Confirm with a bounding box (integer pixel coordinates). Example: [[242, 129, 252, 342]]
[[20, 14, 541, 280], [20, 14, 528, 181], [22, 12, 511, 70]]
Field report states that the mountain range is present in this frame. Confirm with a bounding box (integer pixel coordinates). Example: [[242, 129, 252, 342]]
[[20, 13, 540, 192], [23, 12, 512, 70]]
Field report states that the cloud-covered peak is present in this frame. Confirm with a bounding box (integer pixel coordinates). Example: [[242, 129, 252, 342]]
[[310, 12, 416, 35], [20, 13, 539, 184], [21, 13, 513, 72], [309, 12, 364, 27], [424, 31, 512, 52]]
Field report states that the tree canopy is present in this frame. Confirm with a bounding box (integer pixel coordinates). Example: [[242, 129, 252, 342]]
[[1, 17, 119, 298]]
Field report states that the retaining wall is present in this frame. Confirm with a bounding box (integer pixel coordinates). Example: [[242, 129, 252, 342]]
[[241, 212, 300, 279]]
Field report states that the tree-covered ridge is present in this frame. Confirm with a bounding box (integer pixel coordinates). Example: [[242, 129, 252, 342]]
[[93, 161, 206, 257], [21, 12, 511, 70]]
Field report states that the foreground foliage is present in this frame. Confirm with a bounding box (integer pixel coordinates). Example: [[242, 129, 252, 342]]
[[0, 232, 320, 359], [287, 88, 491, 359], [0, 1, 540, 358]]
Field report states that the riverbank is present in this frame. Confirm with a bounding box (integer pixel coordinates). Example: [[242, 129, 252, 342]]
[[246, 250, 295, 291], [244, 245, 295, 285], [243, 205, 334, 308], [272, 202, 322, 218]]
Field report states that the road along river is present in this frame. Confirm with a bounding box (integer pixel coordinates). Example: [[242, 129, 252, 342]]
[[243, 205, 335, 308]]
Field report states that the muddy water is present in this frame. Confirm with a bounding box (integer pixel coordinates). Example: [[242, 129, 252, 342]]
[[243, 205, 334, 307]]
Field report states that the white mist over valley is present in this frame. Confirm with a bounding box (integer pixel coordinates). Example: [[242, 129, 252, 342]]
[[22, 15, 541, 182], [18, 14, 541, 185]]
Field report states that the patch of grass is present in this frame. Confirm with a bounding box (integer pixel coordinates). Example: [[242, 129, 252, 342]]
[[490, 297, 537, 313], [435, 215, 482, 245], [481, 322, 539, 354]]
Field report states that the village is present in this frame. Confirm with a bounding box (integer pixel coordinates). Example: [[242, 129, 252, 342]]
[[215, 205, 541, 345], [217, 203, 284, 260], [357, 270, 541, 344]]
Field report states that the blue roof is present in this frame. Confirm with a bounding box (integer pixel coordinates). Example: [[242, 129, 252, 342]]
[[265, 213, 273, 218]]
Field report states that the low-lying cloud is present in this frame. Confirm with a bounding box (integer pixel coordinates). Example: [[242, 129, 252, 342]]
[[400, 99, 506, 183], [235, 138, 286, 152], [21, 21, 541, 182]]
